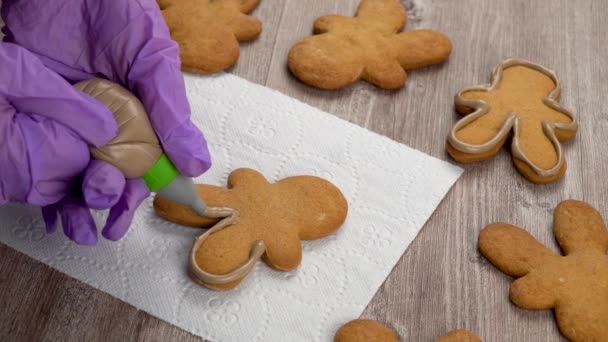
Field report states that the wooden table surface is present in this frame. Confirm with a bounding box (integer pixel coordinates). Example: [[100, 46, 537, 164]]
[[1, 0, 606, 341]]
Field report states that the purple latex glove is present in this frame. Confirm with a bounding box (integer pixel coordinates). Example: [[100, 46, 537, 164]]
[[2, 0, 211, 176], [42, 160, 150, 244], [0, 43, 117, 220], [0, 43, 147, 245], [2, 0, 212, 243]]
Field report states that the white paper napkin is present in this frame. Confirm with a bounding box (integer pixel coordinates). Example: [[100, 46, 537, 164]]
[[0, 73, 462, 342]]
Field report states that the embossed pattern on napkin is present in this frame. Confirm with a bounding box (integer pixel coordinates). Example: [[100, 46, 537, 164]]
[[0, 73, 462, 342]]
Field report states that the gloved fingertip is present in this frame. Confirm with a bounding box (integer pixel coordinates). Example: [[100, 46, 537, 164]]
[[102, 179, 149, 241], [101, 223, 126, 241], [59, 198, 98, 246], [82, 160, 126, 209], [65, 217, 98, 246], [41, 206, 58, 233], [161, 121, 211, 177], [72, 231, 98, 246], [168, 148, 212, 177], [101, 207, 130, 241]]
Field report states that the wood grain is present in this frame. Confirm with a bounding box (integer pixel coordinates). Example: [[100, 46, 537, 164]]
[[2, 0, 607, 341]]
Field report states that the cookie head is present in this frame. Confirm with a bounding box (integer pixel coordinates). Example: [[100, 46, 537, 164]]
[[274, 175, 348, 239], [288, 0, 451, 90], [478, 200, 608, 341], [159, 0, 262, 73], [153, 168, 348, 290], [447, 59, 577, 183]]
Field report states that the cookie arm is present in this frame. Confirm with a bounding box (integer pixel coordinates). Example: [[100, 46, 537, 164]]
[[393, 30, 452, 69], [227, 168, 269, 188], [478, 223, 556, 277], [553, 200, 608, 255], [362, 61, 407, 89]]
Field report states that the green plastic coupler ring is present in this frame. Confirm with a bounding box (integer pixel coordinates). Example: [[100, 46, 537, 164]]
[[142, 154, 180, 192]]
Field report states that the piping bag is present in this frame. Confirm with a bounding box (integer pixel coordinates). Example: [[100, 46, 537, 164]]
[[75, 78, 251, 286], [74, 78, 206, 216]]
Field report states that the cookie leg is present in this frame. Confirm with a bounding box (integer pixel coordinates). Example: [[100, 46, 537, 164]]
[[362, 61, 407, 89], [512, 157, 566, 184], [263, 232, 303, 272]]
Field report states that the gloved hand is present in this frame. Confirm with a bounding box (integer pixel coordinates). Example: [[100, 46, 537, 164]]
[[2, 0, 212, 243], [42, 160, 151, 245], [0, 43, 129, 244]]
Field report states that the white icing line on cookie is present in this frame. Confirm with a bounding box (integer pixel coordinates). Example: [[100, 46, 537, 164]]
[[447, 58, 577, 178]]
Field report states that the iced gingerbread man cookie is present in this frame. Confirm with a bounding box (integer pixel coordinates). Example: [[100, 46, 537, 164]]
[[154, 168, 348, 290], [447, 59, 577, 183]]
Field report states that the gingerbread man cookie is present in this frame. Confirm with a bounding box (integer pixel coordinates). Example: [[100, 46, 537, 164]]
[[158, 0, 262, 73], [479, 200, 608, 341], [288, 0, 452, 90], [447, 59, 577, 183], [154, 168, 348, 290]]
